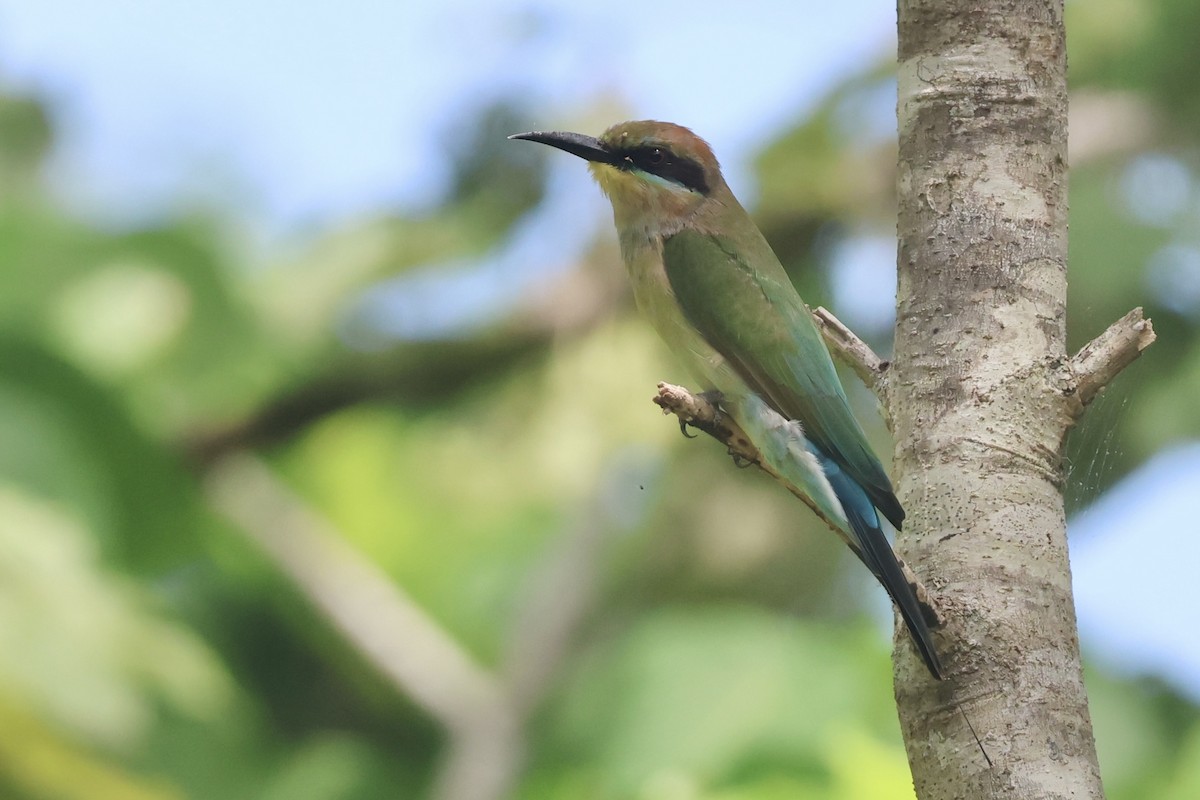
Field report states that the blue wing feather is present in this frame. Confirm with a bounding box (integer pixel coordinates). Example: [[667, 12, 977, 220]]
[[814, 444, 943, 679]]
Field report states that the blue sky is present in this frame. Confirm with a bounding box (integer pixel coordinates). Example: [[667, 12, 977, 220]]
[[2, 0, 1196, 700], [1072, 443, 1200, 700], [0, 0, 894, 235]]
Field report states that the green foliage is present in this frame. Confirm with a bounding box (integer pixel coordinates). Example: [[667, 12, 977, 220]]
[[540, 607, 909, 799]]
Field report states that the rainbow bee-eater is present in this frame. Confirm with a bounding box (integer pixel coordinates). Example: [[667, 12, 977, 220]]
[[510, 121, 942, 679]]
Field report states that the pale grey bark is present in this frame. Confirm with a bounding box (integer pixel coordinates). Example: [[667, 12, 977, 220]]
[[888, 1, 1152, 798]]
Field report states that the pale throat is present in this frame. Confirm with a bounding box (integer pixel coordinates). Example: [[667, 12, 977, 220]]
[[590, 163, 704, 242]]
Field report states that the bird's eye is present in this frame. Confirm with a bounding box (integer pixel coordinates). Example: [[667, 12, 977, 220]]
[[646, 148, 666, 165]]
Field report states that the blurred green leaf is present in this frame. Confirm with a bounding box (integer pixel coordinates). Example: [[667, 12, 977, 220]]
[[549, 606, 903, 798], [0, 338, 201, 569]]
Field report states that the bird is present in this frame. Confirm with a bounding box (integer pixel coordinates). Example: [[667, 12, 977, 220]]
[[510, 120, 943, 680]]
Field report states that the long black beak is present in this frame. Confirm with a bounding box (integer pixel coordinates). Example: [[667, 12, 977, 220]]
[[508, 130, 622, 166]]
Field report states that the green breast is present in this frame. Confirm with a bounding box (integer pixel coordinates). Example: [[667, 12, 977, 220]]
[[620, 230, 746, 395]]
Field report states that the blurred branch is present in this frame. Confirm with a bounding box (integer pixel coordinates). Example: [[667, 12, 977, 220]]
[[500, 490, 612, 714], [206, 451, 625, 800], [436, 468, 625, 799], [185, 333, 546, 466], [183, 253, 627, 467], [652, 382, 942, 628], [1067, 306, 1156, 413], [206, 454, 521, 800]]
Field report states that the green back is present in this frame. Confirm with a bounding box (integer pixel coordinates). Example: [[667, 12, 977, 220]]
[[662, 228, 904, 529]]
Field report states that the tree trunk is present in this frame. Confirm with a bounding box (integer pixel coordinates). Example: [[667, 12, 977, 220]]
[[889, 0, 1135, 797]]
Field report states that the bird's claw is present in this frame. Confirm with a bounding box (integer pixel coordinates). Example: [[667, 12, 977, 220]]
[[730, 451, 755, 469]]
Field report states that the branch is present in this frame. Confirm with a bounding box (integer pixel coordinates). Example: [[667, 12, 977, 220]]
[[206, 454, 521, 800], [206, 451, 622, 800], [500, 467, 622, 711], [652, 382, 943, 627], [812, 306, 887, 386], [1068, 306, 1156, 411], [181, 257, 627, 468]]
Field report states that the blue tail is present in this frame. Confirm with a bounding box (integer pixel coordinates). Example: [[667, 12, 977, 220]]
[[815, 446, 944, 680]]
